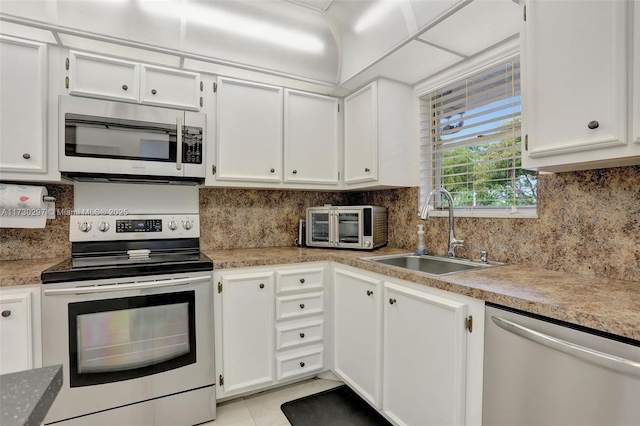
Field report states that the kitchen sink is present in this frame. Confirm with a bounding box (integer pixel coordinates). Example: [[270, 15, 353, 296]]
[[361, 253, 501, 276]]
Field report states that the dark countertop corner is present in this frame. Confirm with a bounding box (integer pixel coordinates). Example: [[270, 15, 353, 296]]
[[0, 364, 63, 426]]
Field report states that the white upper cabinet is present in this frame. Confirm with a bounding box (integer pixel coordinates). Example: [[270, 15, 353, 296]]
[[283, 89, 340, 186], [68, 51, 139, 103], [140, 65, 201, 111], [67, 51, 201, 111], [0, 36, 48, 177], [521, 0, 639, 172], [344, 79, 417, 189], [214, 77, 283, 183]]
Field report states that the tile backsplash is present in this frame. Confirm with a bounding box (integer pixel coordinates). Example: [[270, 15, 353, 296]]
[[1, 165, 638, 283]]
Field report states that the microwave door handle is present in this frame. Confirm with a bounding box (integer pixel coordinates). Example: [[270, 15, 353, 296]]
[[332, 211, 339, 246], [176, 116, 183, 171]]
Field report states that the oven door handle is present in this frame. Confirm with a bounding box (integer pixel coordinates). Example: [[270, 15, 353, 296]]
[[43, 275, 211, 296]]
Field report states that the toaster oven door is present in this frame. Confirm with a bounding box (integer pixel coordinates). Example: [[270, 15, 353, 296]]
[[333, 209, 363, 248], [307, 210, 331, 247]]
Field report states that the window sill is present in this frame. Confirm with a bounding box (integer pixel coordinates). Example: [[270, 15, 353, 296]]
[[424, 209, 538, 219]]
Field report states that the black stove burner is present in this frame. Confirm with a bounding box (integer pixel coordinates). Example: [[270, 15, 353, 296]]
[[41, 238, 213, 284]]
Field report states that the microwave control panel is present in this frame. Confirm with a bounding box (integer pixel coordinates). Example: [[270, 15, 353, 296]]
[[183, 127, 203, 164]]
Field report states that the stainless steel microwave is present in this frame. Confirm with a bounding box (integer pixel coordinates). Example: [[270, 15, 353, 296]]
[[306, 205, 387, 250], [59, 96, 205, 184]]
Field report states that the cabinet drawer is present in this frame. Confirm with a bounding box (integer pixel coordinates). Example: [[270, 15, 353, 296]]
[[275, 267, 324, 294], [140, 65, 200, 111], [276, 292, 323, 321], [275, 319, 324, 351], [276, 347, 324, 381]]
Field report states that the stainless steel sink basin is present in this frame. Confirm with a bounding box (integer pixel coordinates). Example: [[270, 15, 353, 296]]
[[361, 253, 501, 276]]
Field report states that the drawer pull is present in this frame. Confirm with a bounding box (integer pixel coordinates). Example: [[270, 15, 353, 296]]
[[122, 84, 128, 91], [300, 278, 305, 284], [151, 89, 157, 95], [22, 153, 31, 160], [366, 290, 373, 296], [389, 298, 397, 305], [300, 362, 305, 368], [259, 283, 265, 289], [300, 333, 305, 338], [587, 120, 599, 129], [1, 310, 11, 318], [299, 304, 305, 309]]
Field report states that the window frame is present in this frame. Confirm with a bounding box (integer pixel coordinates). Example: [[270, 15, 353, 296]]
[[414, 39, 537, 219]]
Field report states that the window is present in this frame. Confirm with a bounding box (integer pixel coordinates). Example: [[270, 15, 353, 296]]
[[420, 57, 537, 217]]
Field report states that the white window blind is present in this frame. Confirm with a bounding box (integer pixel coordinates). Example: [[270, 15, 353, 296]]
[[420, 58, 537, 217]]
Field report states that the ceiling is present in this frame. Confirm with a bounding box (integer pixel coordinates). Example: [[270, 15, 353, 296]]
[[0, 0, 520, 95]]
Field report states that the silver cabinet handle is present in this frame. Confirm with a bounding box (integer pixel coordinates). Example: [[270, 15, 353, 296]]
[[292, 170, 297, 174], [270, 168, 275, 173], [1, 310, 11, 318], [44, 275, 210, 296], [491, 316, 640, 378], [22, 153, 30, 159], [259, 283, 264, 289], [122, 84, 128, 91], [176, 116, 183, 171], [587, 120, 599, 129], [151, 89, 157, 95], [299, 304, 305, 309]]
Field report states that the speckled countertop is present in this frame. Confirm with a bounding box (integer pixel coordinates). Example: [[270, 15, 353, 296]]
[[0, 364, 63, 426], [1, 247, 638, 341]]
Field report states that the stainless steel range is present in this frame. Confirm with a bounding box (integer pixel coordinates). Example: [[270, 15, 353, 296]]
[[41, 212, 215, 426]]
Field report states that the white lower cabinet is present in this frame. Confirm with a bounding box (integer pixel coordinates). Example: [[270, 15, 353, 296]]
[[332, 265, 484, 426], [215, 262, 484, 425], [214, 263, 329, 400], [333, 267, 383, 408], [214, 270, 275, 398], [383, 282, 468, 425], [0, 285, 42, 375]]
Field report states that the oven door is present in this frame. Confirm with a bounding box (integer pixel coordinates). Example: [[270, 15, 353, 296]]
[[59, 96, 205, 180], [41, 272, 214, 425]]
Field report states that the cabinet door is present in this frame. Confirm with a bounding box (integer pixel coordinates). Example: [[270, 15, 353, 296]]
[[383, 282, 468, 426], [215, 77, 283, 183], [333, 268, 383, 408], [521, 0, 630, 171], [344, 82, 378, 184], [141, 65, 201, 111], [0, 291, 33, 374], [68, 51, 139, 102], [218, 271, 275, 397], [0, 36, 47, 174], [283, 90, 339, 185]]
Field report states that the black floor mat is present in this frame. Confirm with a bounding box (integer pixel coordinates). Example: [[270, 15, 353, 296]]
[[281, 385, 392, 426]]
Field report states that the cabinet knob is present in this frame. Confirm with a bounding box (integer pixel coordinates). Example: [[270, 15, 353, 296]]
[[270, 168, 275, 173], [1, 310, 11, 318], [389, 298, 397, 305], [366, 290, 373, 296], [587, 120, 599, 129], [259, 283, 264, 289], [365, 168, 370, 172], [299, 304, 305, 309], [299, 278, 305, 284], [299, 333, 305, 338], [292, 170, 297, 174], [122, 84, 128, 91], [299, 362, 305, 368], [22, 153, 31, 159], [151, 89, 157, 95]]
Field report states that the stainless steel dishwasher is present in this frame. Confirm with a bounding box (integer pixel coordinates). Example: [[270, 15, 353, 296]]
[[483, 303, 640, 425]]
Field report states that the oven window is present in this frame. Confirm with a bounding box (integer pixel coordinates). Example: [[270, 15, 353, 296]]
[[68, 291, 196, 387]]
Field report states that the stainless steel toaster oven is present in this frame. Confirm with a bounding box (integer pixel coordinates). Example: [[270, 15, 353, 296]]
[[306, 205, 387, 250]]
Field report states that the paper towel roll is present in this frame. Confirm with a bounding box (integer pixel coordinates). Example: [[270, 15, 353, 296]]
[[0, 184, 49, 228]]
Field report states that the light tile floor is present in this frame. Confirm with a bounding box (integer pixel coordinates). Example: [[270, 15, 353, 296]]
[[203, 378, 343, 426]]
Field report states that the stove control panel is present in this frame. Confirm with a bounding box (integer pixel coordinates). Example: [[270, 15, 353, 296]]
[[70, 214, 200, 242], [116, 219, 162, 233]]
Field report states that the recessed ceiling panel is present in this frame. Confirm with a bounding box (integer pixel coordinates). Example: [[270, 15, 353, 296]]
[[326, 0, 412, 82], [340, 40, 462, 90], [419, 0, 520, 57]]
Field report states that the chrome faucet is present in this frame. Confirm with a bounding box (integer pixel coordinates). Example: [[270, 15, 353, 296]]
[[419, 188, 464, 258]]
